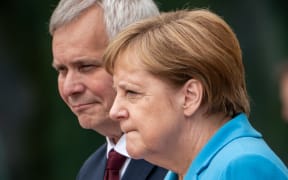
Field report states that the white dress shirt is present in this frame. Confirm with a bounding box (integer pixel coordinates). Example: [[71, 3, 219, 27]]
[[106, 134, 131, 178]]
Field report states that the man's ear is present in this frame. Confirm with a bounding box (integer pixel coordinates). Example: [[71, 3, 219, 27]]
[[182, 79, 203, 116]]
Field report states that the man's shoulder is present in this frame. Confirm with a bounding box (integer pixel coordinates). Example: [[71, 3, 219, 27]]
[[85, 143, 107, 162], [76, 143, 107, 180], [80, 143, 107, 169]]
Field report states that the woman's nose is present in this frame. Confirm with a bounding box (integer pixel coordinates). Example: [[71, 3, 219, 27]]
[[109, 96, 129, 122]]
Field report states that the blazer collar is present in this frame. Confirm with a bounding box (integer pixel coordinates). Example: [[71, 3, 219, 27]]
[[185, 113, 262, 177]]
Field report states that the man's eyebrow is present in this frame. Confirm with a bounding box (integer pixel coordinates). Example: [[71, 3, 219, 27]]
[[74, 58, 103, 65], [51, 60, 59, 69], [51, 58, 103, 68]]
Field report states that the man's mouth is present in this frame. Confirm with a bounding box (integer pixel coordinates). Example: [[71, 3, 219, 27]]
[[71, 102, 97, 112]]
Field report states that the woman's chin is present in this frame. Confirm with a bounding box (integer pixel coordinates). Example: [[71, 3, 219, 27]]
[[127, 146, 144, 159], [126, 141, 146, 159]]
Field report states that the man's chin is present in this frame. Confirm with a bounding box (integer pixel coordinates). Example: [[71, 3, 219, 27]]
[[78, 118, 94, 130], [78, 117, 108, 132]]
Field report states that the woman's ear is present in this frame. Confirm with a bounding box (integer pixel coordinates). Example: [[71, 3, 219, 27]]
[[182, 79, 203, 116]]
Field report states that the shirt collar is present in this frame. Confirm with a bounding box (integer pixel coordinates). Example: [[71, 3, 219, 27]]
[[106, 134, 130, 158]]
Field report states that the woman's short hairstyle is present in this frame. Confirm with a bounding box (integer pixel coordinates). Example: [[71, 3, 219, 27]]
[[104, 9, 250, 117]]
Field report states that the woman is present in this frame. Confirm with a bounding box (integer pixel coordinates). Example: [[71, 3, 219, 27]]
[[103, 9, 288, 179]]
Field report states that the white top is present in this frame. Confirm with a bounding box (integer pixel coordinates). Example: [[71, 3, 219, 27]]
[[106, 134, 131, 178]]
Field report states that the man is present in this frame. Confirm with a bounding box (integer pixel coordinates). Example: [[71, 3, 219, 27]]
[[49, 0, 167, 179]]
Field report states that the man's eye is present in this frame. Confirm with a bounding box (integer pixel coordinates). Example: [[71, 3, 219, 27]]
[[80, 65, 94, 72], [56, 66, 67, 75]]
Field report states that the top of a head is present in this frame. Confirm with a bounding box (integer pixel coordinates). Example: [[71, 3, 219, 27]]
[[103, 9, 250, 117], [49, 0, 159, 40]]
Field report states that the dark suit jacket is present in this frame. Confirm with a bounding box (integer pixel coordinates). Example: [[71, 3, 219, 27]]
[[76, 143, 167, 180]]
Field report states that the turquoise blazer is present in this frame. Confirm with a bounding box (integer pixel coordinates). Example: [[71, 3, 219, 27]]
[[165, 113, 288, 180]]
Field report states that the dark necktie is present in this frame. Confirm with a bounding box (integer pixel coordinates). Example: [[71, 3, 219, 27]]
[[104, 149, 127, 180]]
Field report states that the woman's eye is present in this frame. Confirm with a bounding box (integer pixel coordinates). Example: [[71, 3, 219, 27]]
[[126, 90, 137, 95], [126, 90, 140, 98]]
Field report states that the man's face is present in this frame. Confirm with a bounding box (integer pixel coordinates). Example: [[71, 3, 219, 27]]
[[52, 6, 122, 138]]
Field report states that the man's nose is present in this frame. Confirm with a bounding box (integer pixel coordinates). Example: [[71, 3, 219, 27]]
[[62, 72, 85, 97]]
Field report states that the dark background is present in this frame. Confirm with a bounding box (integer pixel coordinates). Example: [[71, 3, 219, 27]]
[[0, 0, 287, 179]]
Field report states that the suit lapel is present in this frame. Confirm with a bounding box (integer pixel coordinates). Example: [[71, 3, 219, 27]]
[[94, 154, 107, 179], [77, 143, 108, 180], [122, 159, 155, 180]]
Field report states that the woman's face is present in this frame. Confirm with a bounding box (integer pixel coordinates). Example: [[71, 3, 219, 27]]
[[110, 50, 185, 160]]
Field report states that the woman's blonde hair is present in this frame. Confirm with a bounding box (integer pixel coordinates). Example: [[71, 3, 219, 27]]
[[104, 9, 250, 117]]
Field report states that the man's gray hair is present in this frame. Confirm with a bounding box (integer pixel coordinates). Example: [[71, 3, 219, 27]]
[[49, 0, 159, 40]]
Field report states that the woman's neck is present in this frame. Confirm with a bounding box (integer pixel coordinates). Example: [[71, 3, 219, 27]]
[[176, 112, 230, 176]]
